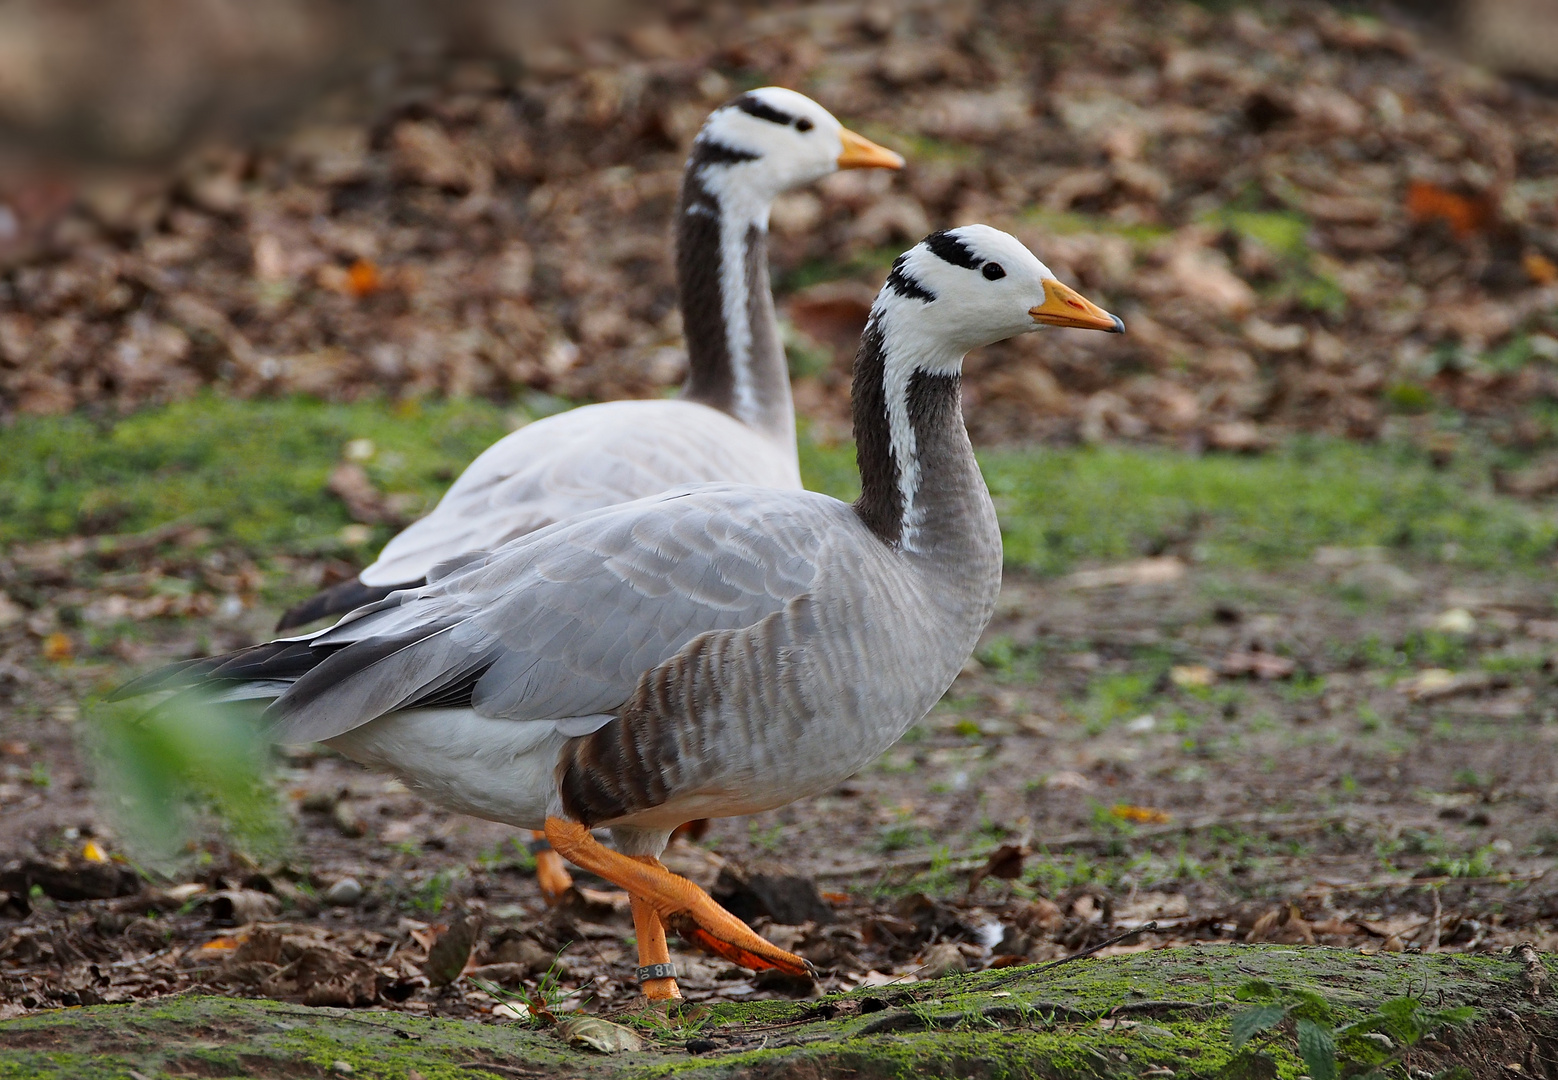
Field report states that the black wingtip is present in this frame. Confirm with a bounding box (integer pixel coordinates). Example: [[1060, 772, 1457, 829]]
[[276, 577, 418, 631], [107, 655, 221, 701]]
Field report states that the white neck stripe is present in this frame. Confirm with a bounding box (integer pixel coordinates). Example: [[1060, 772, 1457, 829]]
[[870, 289, 970, 552], [697, 163, 772, 428]]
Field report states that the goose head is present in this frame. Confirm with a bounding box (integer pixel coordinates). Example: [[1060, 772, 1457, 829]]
[[693, 87, 904, 203], [874, 224, 1124, 368]]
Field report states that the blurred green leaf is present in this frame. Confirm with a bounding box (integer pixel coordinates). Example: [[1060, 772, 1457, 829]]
[[1288, 987, 1334, 1025], [1234, 978, 1278, 1001], [89, 695, 288, 866], [1231, 1004, 1286, 1048], [1296, 1018, 1337, 1080]]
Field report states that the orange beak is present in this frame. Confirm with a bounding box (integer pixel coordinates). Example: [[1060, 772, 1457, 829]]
[[837, 127, 905, 171], [1029, 279, 1124, 333]]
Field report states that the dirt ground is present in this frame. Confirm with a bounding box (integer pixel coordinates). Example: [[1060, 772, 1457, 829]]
[[4, 539, 1558, 1023]]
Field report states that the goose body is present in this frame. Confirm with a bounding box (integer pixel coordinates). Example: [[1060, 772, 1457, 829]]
[[325, 478, 994, 836], [279, 88, 902, 629], [124, 225, 1123, 998]]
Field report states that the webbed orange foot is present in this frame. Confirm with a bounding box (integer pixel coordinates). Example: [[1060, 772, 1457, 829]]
[[543, 817, 811, 980], [530, 829, 574, 906]]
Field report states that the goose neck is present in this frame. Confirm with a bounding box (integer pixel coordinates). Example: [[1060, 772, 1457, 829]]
[[850, 318, 1000, 566], [675, 153, 796, 446]]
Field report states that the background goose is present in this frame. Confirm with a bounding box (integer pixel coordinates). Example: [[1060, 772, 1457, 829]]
[[277, 87, 901, 632], [121, 225, 1123, 1002]]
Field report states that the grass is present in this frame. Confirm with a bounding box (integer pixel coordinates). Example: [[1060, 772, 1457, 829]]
[[3, 395, 1556, 577], [0, 392, 516, 553], [981, 437, 1558, 575]]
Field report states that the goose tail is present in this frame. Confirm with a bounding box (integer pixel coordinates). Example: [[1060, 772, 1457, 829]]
[[109, 631, 334, 704], [276, 576, 421, 631]]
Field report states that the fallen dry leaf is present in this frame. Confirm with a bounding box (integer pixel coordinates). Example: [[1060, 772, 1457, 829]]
[[41, 633, 72, 663], [1525, 251, 1558, 285], [1063, 557, 1186, 590], [1111, 804, 1172, 825], [422, 914, 479, 987], [1495, 454, 1558, 498], [1170, 664, 1217, 689], [1219, 651, 1297, 680], [555, 1014, 645, 1054], [1397, 668, 1491, 701], [967, 844, 1026, 893], [328, 464, 397, 527], [1405, 180, 1492, 238], [205, 890, 282, 925], [1247, 904, 1315, 944], [346, 258, 382, 298], [1044, 770, 1095, 791], [1205, 421, 1269, 453]]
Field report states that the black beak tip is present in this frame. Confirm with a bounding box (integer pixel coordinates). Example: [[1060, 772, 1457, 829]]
[[1109, 314, 1126, 334]]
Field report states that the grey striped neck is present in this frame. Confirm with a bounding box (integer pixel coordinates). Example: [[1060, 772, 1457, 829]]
[[850, 317, 978, 555], [675, 139, 796, 444]]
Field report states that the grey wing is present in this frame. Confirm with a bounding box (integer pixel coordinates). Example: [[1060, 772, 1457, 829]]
[[265, 484, 836, 745]]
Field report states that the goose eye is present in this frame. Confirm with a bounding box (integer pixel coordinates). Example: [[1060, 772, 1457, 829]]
[[795, 118, 814, 132], [982, 262, 1006, 280]]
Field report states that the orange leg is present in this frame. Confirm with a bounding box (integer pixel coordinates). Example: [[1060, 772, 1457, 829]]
[[628, 856, 682, 1003], [531, 829, 574, 906], [544, 817, 811, 977]]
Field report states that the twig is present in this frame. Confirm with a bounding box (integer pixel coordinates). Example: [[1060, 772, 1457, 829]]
[[1514, 942, 1546, 1000], [1031, 922, 1159, 974], [814, 811, 1366, 880], [987, 921, 1159, 986], [267, 1004, 423, 1038], [108, 948, 173, 970], [1425, 888, 1442, 953], [1307, 870, 1545, 895]]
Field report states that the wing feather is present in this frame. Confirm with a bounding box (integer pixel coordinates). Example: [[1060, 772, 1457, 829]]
[[262, 485, 843, 744]]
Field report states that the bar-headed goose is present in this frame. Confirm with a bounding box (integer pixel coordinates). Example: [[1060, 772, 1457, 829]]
[[278, 88, 899, 900], [278, 88, 901, 631], [120, 226, 1122, 1002]]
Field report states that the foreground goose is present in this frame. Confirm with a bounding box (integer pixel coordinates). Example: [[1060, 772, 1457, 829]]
[[121, 226, 1122, 1001], [277, 86, 901, 902], [278, 88, 901, 631]]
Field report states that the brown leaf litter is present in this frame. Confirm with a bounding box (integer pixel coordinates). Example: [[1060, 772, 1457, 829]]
[[0, 0, 1555, 453]]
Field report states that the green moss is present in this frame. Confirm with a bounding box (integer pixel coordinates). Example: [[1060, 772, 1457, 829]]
[[1385, 381, 1436, 414], [1206, 209, 1311, 260], [851, 123, 982, 166], [778, 244, 903, 292], [3, 948, 1554, 1078], [1021, 207, 1175, 247]]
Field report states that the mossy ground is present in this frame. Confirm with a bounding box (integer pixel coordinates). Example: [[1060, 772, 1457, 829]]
[[2, 947, 1552, 1079]]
